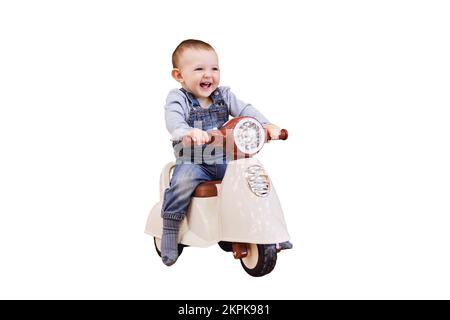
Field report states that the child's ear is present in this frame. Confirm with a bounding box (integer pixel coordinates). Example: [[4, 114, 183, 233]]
[[171, 68, 183, 83]]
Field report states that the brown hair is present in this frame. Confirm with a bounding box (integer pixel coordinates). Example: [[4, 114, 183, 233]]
[[172, 39, 215, 68]]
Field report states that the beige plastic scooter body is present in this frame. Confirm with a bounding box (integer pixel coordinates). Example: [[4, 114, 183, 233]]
[[144, 158, 290, 247]]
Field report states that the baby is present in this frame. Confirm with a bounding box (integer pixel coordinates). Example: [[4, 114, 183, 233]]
[[161, 39, 284, 266]]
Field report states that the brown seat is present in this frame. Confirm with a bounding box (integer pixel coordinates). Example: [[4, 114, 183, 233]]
[[193, 180, 222, 198]]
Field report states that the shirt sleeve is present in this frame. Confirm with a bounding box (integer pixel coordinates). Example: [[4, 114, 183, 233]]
[[221, 87, 270, 125], [164, 89, 191, 141]]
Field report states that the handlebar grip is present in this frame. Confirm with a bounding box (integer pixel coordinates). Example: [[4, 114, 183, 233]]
[[279, 129, 288, 140]]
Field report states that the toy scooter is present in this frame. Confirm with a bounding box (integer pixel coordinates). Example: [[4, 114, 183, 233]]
[[145, 116, 291, 277]]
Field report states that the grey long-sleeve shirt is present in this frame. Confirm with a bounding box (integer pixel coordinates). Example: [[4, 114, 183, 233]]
[[164, 86, 270, 141]]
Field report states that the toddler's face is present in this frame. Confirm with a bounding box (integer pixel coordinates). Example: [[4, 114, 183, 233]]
[[174, 48, 220, 99]]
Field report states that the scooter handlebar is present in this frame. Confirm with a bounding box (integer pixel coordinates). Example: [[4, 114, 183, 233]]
[[182, 128, 288, 146]]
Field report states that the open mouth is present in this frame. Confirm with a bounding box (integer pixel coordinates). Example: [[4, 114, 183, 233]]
[[200, 82, 212, 89]]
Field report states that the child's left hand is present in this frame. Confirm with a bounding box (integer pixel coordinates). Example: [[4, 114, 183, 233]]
[[264, 124, 281, 140]]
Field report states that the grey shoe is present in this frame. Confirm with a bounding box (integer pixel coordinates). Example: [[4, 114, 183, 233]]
[[277, 241, 293, 250]]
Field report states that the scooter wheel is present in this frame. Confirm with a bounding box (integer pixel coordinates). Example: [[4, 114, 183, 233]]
[[240, 244, 277, 277], [153, 237, 184, 257], [218, 241, 233, 252]]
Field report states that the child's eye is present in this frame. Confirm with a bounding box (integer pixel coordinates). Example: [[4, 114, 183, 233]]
[[212, 67, 219, 71], [194, 67, 203, 71]]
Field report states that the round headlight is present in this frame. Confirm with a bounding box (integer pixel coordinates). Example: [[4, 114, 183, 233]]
[[233, 118, 265, 155]]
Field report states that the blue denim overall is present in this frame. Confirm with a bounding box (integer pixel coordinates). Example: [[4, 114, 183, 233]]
[[162, 88, 229, 221]]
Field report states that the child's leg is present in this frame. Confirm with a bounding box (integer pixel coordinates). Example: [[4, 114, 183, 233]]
[[160, 163, 214, 266]]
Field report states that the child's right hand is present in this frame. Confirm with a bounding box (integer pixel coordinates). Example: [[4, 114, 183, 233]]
[[183, 128, 210, 146]]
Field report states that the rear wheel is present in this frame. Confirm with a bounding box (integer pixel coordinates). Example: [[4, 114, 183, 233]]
[[240, 244, 277, 277], [153, 237, 184, 257]]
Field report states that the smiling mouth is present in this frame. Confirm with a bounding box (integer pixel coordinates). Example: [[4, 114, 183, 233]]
[[200, 82, 212, 89]]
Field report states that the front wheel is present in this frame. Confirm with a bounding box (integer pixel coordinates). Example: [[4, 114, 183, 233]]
[[240, 244, 277, 277], [153, 237, 184, 257]]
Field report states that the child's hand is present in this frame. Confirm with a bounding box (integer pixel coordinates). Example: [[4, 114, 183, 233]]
[[183, 128, 210, 146], [264, 124, 281, 140]]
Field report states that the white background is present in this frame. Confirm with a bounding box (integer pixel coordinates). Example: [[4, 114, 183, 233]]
[[1, 0, 449, 299]]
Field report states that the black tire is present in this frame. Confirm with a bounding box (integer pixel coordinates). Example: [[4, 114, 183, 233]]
[[240, 244, 277, 277], [218, 241, 233, 252], [153, 237, 184, 257]]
